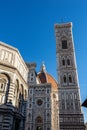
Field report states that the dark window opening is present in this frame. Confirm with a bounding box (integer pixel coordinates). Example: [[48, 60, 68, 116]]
[[47, 89, 49, 93], [47, 113, 49, 117], [67, 59, 70, 65], [62, 40, 68, 49], [47, 104, 49, 107], [62, 59, 65, 65], [1, 84, 3, 89], [30, 89, 32, 94], [63, 75, 67, 83], [31, 77, 33, 81], [37, 99, 43, 106], [69, 75, 72, 83], [14, 119, 21, 130]]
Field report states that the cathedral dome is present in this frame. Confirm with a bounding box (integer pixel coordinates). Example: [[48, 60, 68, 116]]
[[37, 63, 58, 90]]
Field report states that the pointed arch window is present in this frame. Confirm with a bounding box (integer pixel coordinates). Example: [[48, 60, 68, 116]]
[[67, 59, 70, 65], [63, 75, 67, 83], [69, 75, 72, 83], [62, 59, 65, 66], [62, 40, 68, 49]]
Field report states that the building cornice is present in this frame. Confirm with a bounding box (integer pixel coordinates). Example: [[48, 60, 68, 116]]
[[54, 22, 72, 28], [0, 41, 28, 71]]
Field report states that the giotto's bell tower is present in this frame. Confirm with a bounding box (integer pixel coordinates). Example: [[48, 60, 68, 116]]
[[55, 22, 85, 130]]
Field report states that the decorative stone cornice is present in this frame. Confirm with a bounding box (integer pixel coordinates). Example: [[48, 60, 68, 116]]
[[54, 22, 72, 28]]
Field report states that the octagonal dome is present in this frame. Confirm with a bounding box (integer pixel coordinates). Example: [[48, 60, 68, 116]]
[[37, 63, 58, 90]]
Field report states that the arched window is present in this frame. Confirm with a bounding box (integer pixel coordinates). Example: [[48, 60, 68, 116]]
[[63, 75, 67, 83], [30, 72, 34, 82], [1, 84, 4, 89], [0, 73, 10, 104], [67, 59, 70, 65], [62, 40, 68, 49], [62, 59, 65, 66], [69, 75, 72, 83]]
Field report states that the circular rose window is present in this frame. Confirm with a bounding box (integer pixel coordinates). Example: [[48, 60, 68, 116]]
[[37, 99, 43, 106]]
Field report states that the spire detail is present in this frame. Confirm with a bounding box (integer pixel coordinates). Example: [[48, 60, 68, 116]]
[[40, 62, 46, 73]]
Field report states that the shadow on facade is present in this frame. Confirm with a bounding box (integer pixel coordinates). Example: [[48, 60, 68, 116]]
[[0, 99, 27, 130]]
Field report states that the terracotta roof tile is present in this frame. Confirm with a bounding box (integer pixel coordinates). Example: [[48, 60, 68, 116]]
[[37, 72, 58, 90]]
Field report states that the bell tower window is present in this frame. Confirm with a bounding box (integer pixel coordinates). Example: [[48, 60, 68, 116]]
[[69, 75, 72, 83], [67, 59, 70, 65], [62, 40, 68, 49], [63, 75, 67, 83], [62, 59, 65, 65]]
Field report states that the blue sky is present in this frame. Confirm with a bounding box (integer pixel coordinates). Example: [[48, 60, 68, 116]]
[[0, 0, 87, 122]]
